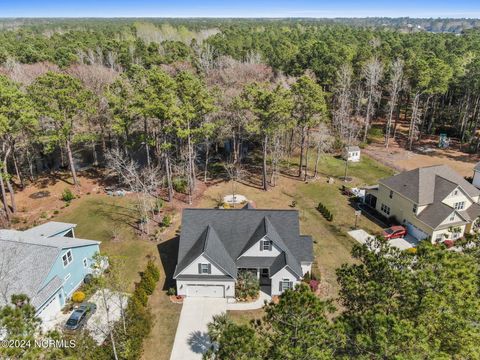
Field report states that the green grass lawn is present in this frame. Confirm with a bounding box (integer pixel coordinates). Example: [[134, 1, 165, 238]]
[[54, 195, 181, 360], [311, 153, 395, 186]]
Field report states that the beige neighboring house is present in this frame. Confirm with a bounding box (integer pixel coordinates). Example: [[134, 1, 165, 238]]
[[365, 165, 480, 243]]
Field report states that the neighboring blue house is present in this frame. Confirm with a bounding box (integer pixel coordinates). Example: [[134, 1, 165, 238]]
[[0, 222, 100, 324]]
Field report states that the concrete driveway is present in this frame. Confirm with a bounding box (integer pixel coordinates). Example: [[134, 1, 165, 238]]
[[170, 297, 227, 360]]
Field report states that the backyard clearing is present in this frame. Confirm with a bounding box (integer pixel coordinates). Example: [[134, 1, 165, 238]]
[[365, 125, 480, 177]]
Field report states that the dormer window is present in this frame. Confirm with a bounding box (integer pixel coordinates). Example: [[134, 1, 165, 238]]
[[261, 240, 272, 251], [453, 190, 458, 196], [198, 263, 211, 274], [449, 214, 455, 221], [389, 190, 393, 199], [454, 202, 465, 210]]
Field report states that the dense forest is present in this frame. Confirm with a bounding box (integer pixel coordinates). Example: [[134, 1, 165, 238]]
[[1, 18, 480, 224]]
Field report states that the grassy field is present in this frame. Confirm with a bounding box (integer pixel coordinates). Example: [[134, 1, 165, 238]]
[[54, 195, 181, 360]]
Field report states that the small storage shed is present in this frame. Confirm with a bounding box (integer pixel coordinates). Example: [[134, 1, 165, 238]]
[[344, 146, 361, 162]]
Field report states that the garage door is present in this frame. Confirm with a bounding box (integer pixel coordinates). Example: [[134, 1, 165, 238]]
[[187, 285, 225, 298], [406, 222, 429, 241], [37, 293, 61, 322]]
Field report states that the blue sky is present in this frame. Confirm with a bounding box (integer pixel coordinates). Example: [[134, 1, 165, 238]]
[[1, 0, 480, 18]]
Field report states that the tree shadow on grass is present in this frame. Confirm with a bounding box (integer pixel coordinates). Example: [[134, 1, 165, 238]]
[[88, 199, 142, 232], [157, 236, 179, 290]]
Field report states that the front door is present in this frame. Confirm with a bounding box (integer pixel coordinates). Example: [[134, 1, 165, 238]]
[[260, 268, 270, 285]]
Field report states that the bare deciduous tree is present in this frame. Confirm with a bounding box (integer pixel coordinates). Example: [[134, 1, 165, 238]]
[[362, 57, 383, 143], [385, 59, 404, 148]]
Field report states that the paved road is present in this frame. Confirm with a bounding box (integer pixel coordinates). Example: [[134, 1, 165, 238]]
[[170, 298, 227, 360]]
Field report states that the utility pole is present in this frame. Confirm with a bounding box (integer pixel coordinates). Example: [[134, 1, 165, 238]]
[[344, 158, 349, 182]]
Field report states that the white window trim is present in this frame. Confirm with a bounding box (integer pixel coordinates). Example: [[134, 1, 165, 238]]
[[200, 263, 210, 274], [62, 250, 73, 268], [261, 240, 272, 251], [281, 278, 293, 291], [83, 258, 88, 268], [454, 202, 465, 210], [64, 273, 71, 281]]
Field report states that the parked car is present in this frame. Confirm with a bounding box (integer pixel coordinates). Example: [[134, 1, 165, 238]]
[[64, 302, 97, 331], [382, 225, 406, 240]]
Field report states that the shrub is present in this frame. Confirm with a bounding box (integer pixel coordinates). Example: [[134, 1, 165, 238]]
[[167, 287, 176, 296], [161, 214, 172, 228], [139, 271, 156, 295], [133, 287, 148, 307], [406, 247, 417, 254], [62, 188, 75, 202], [309, 280, 319, 292], [53, 210, 60, 215], [444, 239, 455, 248], [172, 177, 188, 194], [40, 211, 48, 219], [235, 271, 260, 300], [146, 260, 160, 282], [153, 198, 164, 214], [303, 271, 311, 282], [72, 291, 86, 303], [317, 202, 333, 221]]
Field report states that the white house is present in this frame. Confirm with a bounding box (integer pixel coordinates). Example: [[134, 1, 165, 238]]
[[173, 206, 314, 298], [344, 146, 361, 162]]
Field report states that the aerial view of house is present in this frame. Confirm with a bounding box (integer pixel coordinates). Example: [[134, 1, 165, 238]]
[[2, 2, 480, 360], [365, 165, 480, 242], [0, 221, 100, 325], [173, 207, 313, 298]]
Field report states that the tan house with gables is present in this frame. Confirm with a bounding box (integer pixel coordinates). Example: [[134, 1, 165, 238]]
[[365, 165, 480, 243]]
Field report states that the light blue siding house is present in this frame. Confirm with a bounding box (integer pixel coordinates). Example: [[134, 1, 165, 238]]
[[0, 222, 100, 326]]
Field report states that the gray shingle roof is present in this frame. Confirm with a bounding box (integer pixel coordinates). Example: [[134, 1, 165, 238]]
[[23, 221, 76, 238], [236, 256, 277, 268], [474, 162, 480, 172], [0, 238, 59, 307], [174, 209, 312, 280], [417, 202, 459, 228], [380, 165, 480, 205], [31, 276, 63, 309], [459, 203, 480, 222], [346, 146, 360, 152]]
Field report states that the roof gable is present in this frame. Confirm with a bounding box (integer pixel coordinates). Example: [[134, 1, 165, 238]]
[[380, 165, 480, 205]]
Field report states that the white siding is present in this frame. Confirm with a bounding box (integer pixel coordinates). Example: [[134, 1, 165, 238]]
[[177, 280, 235, 298], [438, 211, 463, 227], [270, 267, 300, 296], [301, 263, 312, 276], [239, 237, 282, 258], [473, 171, 480, 189], [442, 187, 472, 209], [179, 254, 226, 276]]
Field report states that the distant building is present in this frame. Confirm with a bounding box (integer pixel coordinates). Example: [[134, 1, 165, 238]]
[[472, 162, 480, 189], [0, 222, 100, 325], [343, 146, 361, 162]]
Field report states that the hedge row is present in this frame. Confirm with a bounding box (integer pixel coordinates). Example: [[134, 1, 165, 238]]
[[317, 202, 333, 221], [117, 260, 161, 360]]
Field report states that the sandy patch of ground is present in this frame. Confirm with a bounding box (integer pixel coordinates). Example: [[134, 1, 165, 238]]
[[365, 130, 480, 177]]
